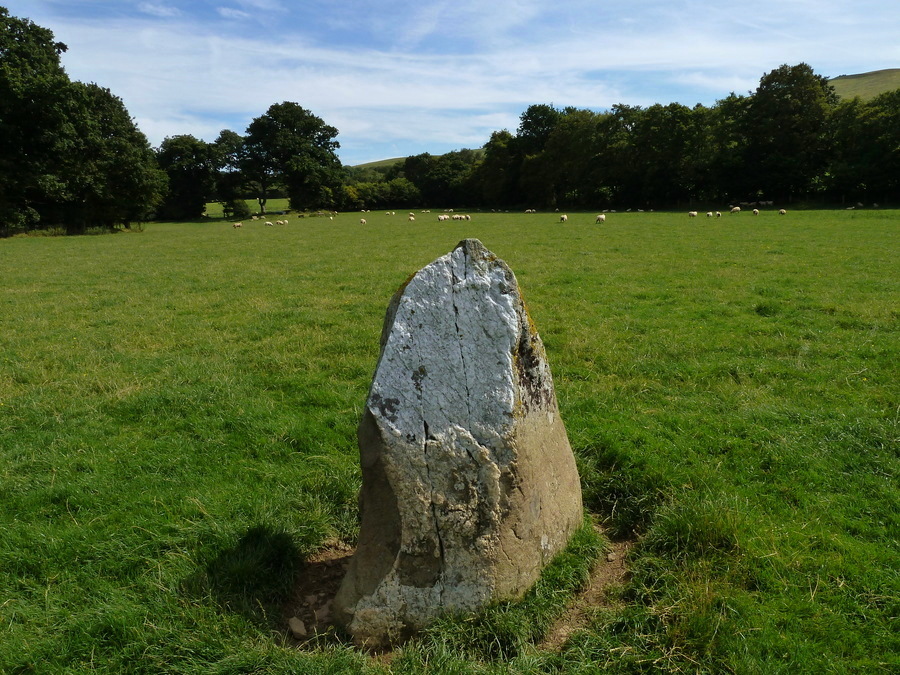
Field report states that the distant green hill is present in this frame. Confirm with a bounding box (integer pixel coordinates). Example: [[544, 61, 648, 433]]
[[352, 148, 484, 169], [352, 157, 406, 170], [829, 68, 900, 101]]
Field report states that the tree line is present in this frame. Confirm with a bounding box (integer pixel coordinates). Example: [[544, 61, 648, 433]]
[[351, 64, 899, 211], [2, 5, 898, 237]]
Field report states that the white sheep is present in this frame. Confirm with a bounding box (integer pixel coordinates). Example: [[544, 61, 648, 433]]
[[360, 218, 367, 225], [264, 221, 274, 226], [688, 211, 698, 217], [779, 209, 787, 215], [752, 209, 759, 216], [232, 222, 242, 228], [730, 206, 741, 214], [716, 211, 722, 218], [560, 214, 568, 222], [596, 214, 606, 223], [408, 216, 415, 221], [706, 212, 713, 217]]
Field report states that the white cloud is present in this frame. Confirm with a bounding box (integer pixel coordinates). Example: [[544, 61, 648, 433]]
[[217, 7, 252, 20], [233, 0, 288, 13], [6, 0, 899, 164], [137, 3, 181, 18]]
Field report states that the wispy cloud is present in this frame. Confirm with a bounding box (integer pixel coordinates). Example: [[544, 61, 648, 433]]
[[217, 7, 252, 21], [136, 3, 181, 19], [5, 0, 899, 164]]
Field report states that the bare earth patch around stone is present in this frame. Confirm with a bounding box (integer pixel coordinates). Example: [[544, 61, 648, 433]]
[[539, 528, 635, 652], [283, 524, 634, 659], [282, 542, 353, 644]]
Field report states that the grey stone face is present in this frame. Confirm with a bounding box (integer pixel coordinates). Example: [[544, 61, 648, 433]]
[[334, 238, 583, 647]]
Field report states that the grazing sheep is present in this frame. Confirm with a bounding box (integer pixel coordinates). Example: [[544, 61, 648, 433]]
[[360, 218, 367, 225], [688, 211, 698, 217], [716, 211, 722, 218], [408, 216, 415, 221], [730, 206, 741, 214], [232, 222, 242, 228], [752, 209, 759, 215], [251, 215, 258, 220], [596, 214, 606, 223], [560, 214, 568, 222], [264, 221, 274, 226], [706, 212, 713, 217], [779, 209, 787, 215]]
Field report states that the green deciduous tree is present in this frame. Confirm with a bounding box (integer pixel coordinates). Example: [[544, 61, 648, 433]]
[[743, 63, 838, 202], [0, 7, 165, 235], [156, 135, 218, 220], [241, 102, 341, 213], [0, 6, 70, 233]]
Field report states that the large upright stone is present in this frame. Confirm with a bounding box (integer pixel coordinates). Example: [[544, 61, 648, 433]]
[[333, 238, 582, 647]]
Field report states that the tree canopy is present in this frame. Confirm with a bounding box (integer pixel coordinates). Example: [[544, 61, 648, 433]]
[[1, 7, 166, 235]]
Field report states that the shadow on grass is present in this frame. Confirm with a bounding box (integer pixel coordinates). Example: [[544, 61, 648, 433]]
[[184, 524, 303, 627]]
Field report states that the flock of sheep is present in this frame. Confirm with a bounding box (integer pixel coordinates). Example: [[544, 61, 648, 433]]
[[233, 205, 794, 229], [686, 206, 788, 218]]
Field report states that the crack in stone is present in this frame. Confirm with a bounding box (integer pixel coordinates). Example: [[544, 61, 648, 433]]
[[449, 252, 473, 432], [422, 419, 445, 605]]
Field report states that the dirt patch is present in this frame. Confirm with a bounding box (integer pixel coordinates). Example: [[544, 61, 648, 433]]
[[281, 541, 352, 644], [282, 528, 634, 657], [539, 534, 634, 652]]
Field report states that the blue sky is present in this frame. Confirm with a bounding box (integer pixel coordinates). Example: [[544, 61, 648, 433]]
[[6, 0, 899, 165]]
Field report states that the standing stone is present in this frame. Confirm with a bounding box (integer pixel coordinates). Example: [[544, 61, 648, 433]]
[[333, 238, 582, 647]]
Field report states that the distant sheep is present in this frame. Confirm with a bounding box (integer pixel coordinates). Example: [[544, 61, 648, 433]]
[[688, 211, 698, 217], [560, 214, 568, 222], [360, 218, 367, 225], [232, 222, 242, 228], [752, 209, 759, 215], [408, 216, 415, 221], [716, 211, 722, 218], [730, 206, 741, 214], [596, 214, 606, 223], [706, 212, 713, 217], [779, 209, 787, 215], [264, 221, 274, 227]]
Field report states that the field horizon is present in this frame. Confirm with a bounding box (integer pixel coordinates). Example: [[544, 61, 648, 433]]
[[1, 209, 897, 673]]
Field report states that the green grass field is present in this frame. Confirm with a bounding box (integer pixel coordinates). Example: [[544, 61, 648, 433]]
[[829, 68, 900, 101], [1, 208, 897, 673]]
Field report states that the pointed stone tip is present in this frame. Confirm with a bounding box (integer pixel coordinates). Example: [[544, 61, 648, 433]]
[[454, 238, 487, 256]]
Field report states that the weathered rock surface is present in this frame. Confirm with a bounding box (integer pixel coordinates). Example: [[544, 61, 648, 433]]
[[333, 238, 583, 647]]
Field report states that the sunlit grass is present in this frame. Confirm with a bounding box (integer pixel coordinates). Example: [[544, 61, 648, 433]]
[[1, 208, 897, 672]]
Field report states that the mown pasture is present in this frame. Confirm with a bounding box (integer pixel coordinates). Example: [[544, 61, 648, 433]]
[[1, 208, 897, 673]]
